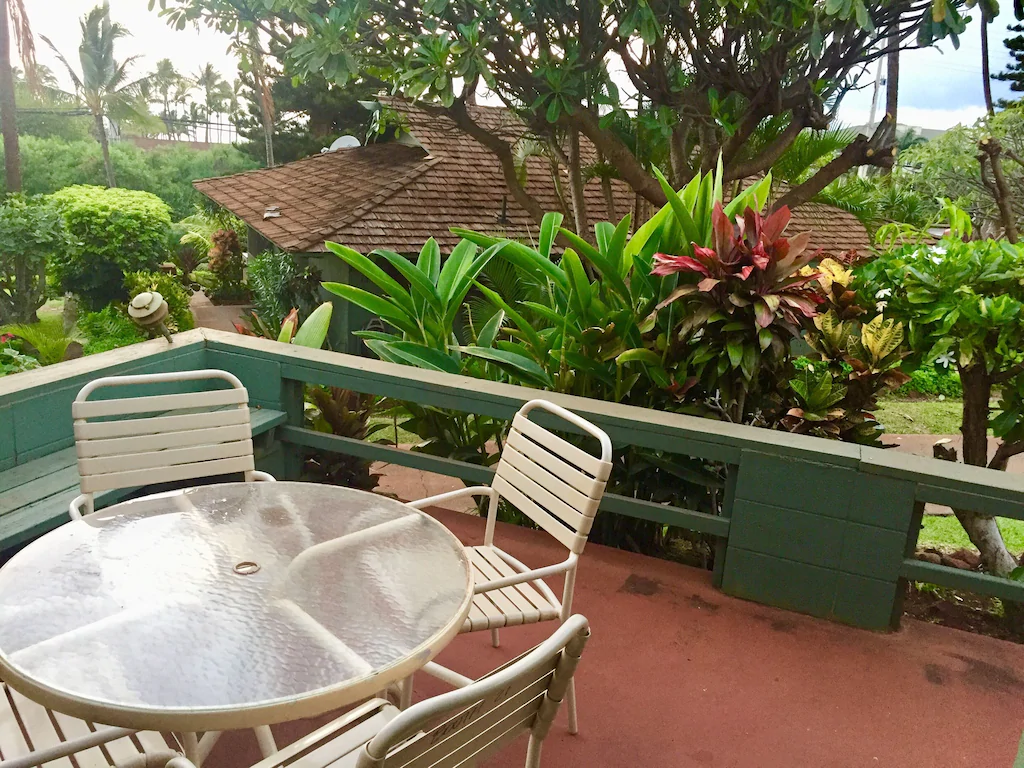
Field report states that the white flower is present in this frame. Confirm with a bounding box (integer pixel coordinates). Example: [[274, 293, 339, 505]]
[[931, 255, 943, 264], [932, 246, 947, 256], [935, 351, 956, 369], [875, 288, 892, 299], [876, 301, 888, 312], [806, 364, 815, 373]]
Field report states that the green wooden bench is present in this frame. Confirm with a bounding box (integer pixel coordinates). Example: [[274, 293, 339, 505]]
[[0, 407, 287, 556]]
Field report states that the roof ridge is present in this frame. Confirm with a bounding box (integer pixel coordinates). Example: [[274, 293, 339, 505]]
[[312, 154, 445, 241]]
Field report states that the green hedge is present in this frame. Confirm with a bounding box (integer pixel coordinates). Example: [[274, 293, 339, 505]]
[[49, 186, 172, 311]]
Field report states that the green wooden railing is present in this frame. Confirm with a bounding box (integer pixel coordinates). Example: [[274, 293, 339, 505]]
[[4, 328, 1024, 630]]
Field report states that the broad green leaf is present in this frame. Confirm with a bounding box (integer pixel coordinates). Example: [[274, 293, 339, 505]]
[[436, 239, 477, 304], [322, 282, 419, 337], [476, 309, 505, 348], [324, 242, 415, 315], [443, 242, 508, 330], [616, 348, 663, 366], [373, 248, 443, 316], [416, 238, 441, 283], [460, 345, 554, 387], [452, 228, 569, 290], [653, 167, 702, 248], [561, 248, 592, 313], [387, 341, 461, 374], [292, 302, 333, 349], [539, 212, 563, 258]]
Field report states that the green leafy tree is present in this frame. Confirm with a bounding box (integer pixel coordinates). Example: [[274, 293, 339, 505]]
[[0, 194, 70, 323], [155, 0, 977, 228], [150, 57, 189, 132], [858, 218, 1024, 577], [42, 2, 157, 187]]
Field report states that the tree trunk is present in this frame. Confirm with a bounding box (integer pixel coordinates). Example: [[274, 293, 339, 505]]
[[566, 128, 588, 236], [0, 0, 21, 194], [941, 364, 1020, 576], [95, 113, 116, 187], [981, 12, 995, 116], [881, 31, 900, 176], [978, 137, 1018, 242]]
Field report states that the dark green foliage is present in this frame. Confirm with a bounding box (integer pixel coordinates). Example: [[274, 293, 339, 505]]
[[0, 196, 72, 324], [123, 271, 195, 332], [246, 250, 322, 328], [48, 186, 173, 311], [894, 365, 963, 398], [0, 344, 41, 376], [78, 304, 145, 355], [2, 136, 257, 219]]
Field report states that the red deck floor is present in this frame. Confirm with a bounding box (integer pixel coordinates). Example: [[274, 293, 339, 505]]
[[207, 507, 1024, 768]]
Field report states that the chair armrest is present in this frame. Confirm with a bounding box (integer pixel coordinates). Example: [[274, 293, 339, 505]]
[[250, 470, 276, 482], [473, 556, 575, 594], [406, 486, 495, 510], [69, 494, 88, 521]]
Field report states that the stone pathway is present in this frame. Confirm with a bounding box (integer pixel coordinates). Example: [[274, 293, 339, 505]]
[[189, 291, 249, 333]]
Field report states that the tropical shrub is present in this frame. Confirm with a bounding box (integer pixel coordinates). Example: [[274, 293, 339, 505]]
[[0, 195, 73, 324], [4, 322, 84, 366], [858, 220, 1024, 577], [78, 304, 144, 355], [48, 186, 172, 310], [247, 250, 322, 329], [123, 271, 195, 333], [894, 365, 962, 398], [204, 229, 248, 303], [0, 336, 41, 376]]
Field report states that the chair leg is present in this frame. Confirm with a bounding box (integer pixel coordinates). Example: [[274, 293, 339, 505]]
[[399, 675, 414, 709], [525, 735, 543, 768], [490, 628, 500, 648], [566, 678, 579, 735]]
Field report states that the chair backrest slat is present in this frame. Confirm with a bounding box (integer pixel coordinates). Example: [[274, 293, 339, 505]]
[[73, 370, 256, 496], [358, 616, 590, 768], [71, 388, 246, 420], [492, 402, 612, 555], [76, 423, 253, 458], [73, 408, 251, 441]]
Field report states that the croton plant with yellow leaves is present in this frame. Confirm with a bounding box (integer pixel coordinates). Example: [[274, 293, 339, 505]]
[[781, 257, 910, 443]]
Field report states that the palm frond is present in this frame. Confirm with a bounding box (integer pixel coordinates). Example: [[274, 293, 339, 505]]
[[774, 125, 857, 183]]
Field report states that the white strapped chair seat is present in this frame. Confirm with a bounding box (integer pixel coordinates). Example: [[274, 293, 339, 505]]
[[0, 681, 179, 768], [185, 616, 590, 768], [70, 369, 274, 519], [408, 400, 611, 734]]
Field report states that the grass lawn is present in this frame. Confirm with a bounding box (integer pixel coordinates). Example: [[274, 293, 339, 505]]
[[367, 415, 420, 446], [874, 397, 965, 435], [919, 514, 1024, 556]]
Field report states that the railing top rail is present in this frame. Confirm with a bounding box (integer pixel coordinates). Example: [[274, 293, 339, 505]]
[[4, 328, 1024, 509]]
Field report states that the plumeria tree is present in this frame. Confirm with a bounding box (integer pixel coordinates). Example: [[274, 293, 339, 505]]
[[859, 212, 1024, 576]]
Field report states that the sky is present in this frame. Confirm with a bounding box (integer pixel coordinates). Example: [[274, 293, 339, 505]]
[[28, 0, 1024, 132]]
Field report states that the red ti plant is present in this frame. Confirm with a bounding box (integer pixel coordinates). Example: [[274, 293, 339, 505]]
[[650, 203, 823, 422]]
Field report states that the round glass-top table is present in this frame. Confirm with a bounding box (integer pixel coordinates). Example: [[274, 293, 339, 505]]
[[0, 482, 473, 733]]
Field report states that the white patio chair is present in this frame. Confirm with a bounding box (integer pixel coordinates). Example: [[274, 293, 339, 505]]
[[164, 616, 590, 768], [70, 369, 275, 520], [0, 679, 180, 768], [407, 399, 612, 734]]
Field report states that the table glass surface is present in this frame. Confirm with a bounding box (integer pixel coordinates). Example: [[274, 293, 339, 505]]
[[0, 482, 471, 723]]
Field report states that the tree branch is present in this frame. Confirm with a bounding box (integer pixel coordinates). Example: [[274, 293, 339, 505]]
[[772, 118, 895, 211]]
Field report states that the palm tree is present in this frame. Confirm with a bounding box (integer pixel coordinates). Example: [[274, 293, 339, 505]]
[[42, 2, 153, 187], [0, 0, 37, 193], [193, 63, 229, 142], [151, 57, 186, 133]]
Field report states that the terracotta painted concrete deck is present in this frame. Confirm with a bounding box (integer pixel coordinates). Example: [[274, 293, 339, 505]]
[[204, 506, 1024, 768]]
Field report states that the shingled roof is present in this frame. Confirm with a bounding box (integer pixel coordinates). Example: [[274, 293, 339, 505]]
[[193, 99, 871, 256]]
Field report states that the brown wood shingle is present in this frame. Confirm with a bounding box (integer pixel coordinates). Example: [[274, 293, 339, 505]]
[[193, 99, 871, 256]]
